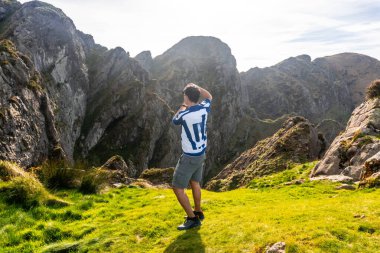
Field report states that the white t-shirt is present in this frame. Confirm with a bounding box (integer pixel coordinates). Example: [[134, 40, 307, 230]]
[[172, 99, 211, 156]]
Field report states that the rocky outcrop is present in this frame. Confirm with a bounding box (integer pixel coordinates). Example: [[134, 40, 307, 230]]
[[240, 54, 380, 139], [311, 83, 380, 182], [206, 117, 325, 191], [100, 155, 135, 185], [0, 0, 177, 176], [2, 1, 90, 161], [0, 39, 63, 166], [135, 51, 153, 74]]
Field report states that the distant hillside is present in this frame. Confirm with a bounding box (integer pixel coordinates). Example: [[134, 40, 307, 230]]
[[241, 53, 380, 143]]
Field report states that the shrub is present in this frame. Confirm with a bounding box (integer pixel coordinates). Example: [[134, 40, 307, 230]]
[[79, 168, 110, 194], [0, 176, 49, 209], [0, 39, 18, 59], [0, 160, 69, 208], [366, 79, 380, 99], [0, 160, 27, 181], [139, 167, 174, 185], [37, 161, 84, 190]]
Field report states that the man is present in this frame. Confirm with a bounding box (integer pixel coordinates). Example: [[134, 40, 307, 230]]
[[172, 83, 212, 230]]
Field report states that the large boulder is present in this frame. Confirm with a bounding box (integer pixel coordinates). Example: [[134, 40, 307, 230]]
[[206, 116, 325, 191], [100, 155, 134, 185]]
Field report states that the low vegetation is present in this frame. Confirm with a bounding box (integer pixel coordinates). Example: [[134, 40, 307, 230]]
[[366, 79, 380, 99], [0, 161, 68, 209], [247, 161, 316, 189], [1, 161, 380, 252]]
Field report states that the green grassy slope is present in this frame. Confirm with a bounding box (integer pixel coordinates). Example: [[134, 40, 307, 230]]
[[1, 164, 380, 253]]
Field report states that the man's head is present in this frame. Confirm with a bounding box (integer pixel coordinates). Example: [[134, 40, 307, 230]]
[[183, 86, 200, 103]]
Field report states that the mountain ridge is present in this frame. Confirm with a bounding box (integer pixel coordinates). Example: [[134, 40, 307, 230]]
[[1, 0, 380, 182]]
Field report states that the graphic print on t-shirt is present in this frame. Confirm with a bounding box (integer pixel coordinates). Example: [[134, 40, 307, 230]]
[[172, 99, 211, 156]]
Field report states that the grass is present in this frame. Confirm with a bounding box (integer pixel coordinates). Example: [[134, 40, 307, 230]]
[[247, 162, 316, 189], [0, 161, 68, 209], [1, 165, 380, 252]]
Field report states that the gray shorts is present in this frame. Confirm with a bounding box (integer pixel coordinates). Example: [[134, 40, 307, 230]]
[[172, 154, 206, 188]]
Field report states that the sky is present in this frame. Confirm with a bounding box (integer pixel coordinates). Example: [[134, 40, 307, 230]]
[[19, 0, 380, 71]]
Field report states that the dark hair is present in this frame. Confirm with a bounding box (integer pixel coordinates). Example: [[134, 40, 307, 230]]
[[184, 86, 200, 103]]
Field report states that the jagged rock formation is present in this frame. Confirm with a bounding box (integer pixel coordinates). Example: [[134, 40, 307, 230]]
[[0, 0, 178, 176], [240, 54, 380, 139], [311, 81, 380, 182], [135, 51, 153, 74], [206, 117, 325, 191], [0, 39, 63, 166], [72, 44, 173, 176], [2, 1, 90, 160]]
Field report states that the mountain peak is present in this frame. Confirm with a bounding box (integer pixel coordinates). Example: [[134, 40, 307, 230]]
[[156, 35, 236, 67], [135, 50, 153, 72]]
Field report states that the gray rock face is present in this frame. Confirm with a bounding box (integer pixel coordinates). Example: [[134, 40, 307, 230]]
[[3, 1, 90, 161], [0, 0, 172, 176], [75, 46, 148, 159], [0, 0, 20, 22], [135, 51, 153, 74], [0, 39, 61, 166], [311, 97, 380, 181], [240, 53, 380, 139]]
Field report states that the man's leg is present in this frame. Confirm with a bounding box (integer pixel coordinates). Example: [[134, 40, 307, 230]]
[[172, 187, 196, 218], [190, 180, 202, 212]]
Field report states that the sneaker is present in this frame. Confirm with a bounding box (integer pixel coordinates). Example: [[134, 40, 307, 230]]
[[193, 211, 205, 221], [177, 216, 201, 230]]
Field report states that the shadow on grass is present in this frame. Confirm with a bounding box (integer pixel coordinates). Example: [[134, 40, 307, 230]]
[[164, 227, 205, 253]]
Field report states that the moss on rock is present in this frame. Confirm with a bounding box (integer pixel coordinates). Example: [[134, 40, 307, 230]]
[[139, 168, 174, 185]]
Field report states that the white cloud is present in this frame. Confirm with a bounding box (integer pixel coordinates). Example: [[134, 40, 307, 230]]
[[18, 0, 380, 71]]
